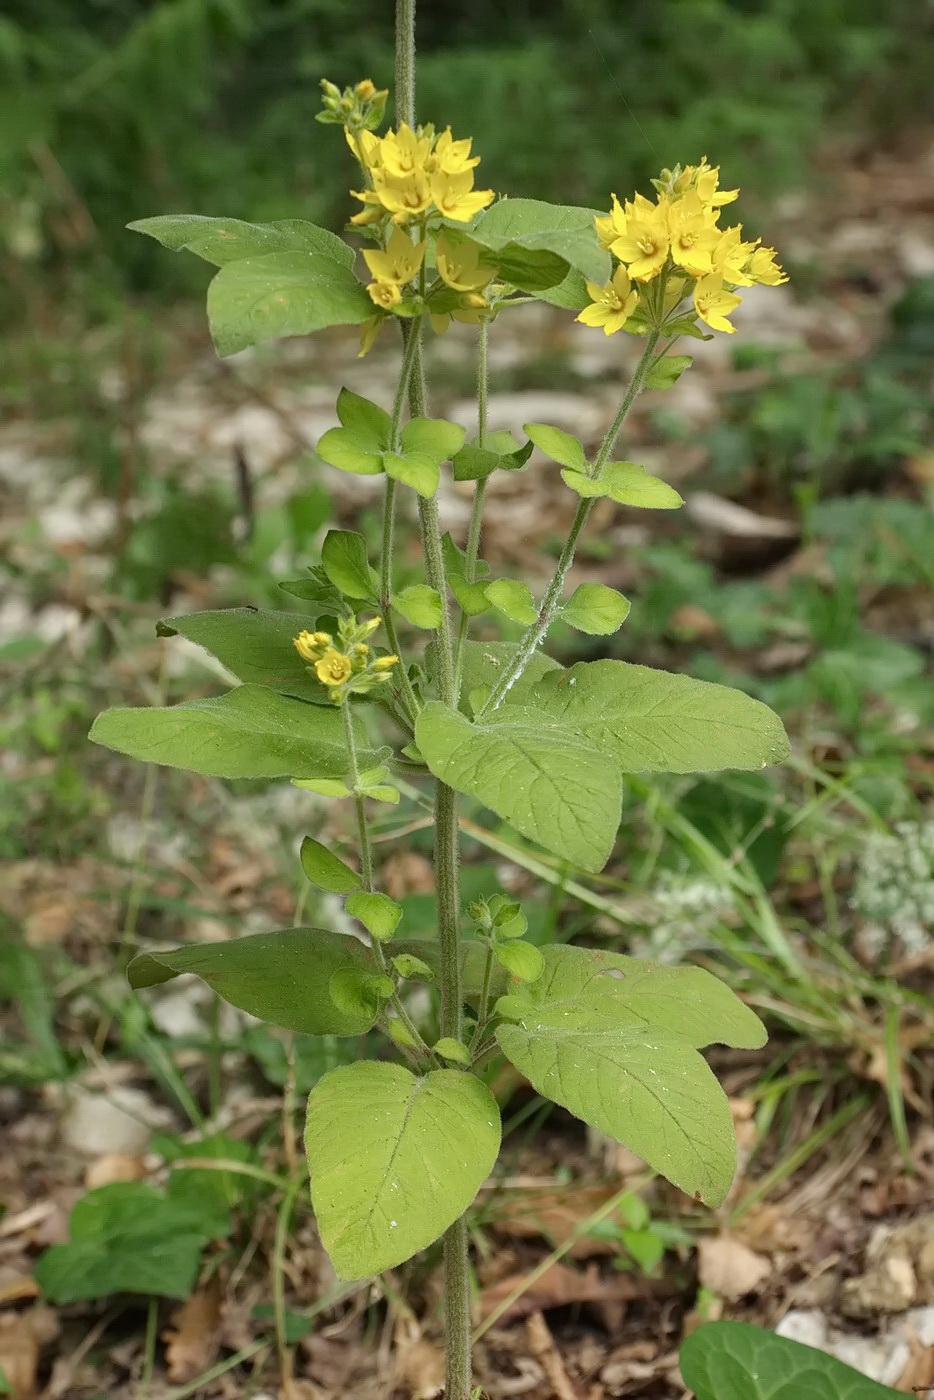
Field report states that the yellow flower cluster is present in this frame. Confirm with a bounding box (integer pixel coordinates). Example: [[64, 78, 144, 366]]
[[350, 123, 494, 227], [294, 622, 397, 705], [580, 158, 787, 337]]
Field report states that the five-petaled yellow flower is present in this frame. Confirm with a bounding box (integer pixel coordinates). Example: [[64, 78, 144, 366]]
[[314, 650, 354, 687], [576, 266, 639, 336], [435, 233, 495, 292], [606, 196, 671, 283], [350, 122, 493, 227], [363, 229, 426, 286], [367, 280, 402, 311], [430, 169, 493, 223], [693, 273, 743, 333]]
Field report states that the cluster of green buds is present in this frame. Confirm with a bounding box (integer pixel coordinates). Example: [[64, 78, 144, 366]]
[[468, 894, 544, 982], [293, 615, 398, 705], [316, 77, 388, 133]]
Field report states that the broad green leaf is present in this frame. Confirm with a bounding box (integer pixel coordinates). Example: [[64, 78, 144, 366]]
[[497, 1009, 736, 1205], [127, 215, 354, 269], [468, 199, 610, 285], [456, 641, 561, 706], [484, 578, 538, 625], [90, 685, 375, 780], [415, 701, 623, 872], [504, 945, 766, 1051], [494, 940, 544, 982], [128, 927, 377, 1035], [336, 387, 391, 446], [329, 969, 393, 1020], [451, 444, 502, 483], [321, 529, 376, 599], [488, 244, 569, 291], [383, 450, 440, 497], [306, 1062, 501, 1276], [157, 607, 329, 703], [561, 584, 631, 635], [299, 837, 361, 894], [450, 573, 491, 617], [345, 892, 402, 941], [315, 426, 384, 476], [536, 265, 592, 310], [401, 417, 466, 462], [680, 1321, 901, 1400], [529, 660, 790, 774], [34, 1182, 211, 1304], [393, 585, 443, 630], [207, 252, 372, 356], [644, 354, 693, 390], [524, 422, 586, 470], [602, 462, 683, 509]]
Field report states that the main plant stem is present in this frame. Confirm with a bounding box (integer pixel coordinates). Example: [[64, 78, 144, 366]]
[[394, 4, 470, 1395], [454, 319, 490, 698], [479, 329, 661, 715]]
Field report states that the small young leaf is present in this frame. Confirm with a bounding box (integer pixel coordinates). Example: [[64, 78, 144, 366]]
[[524, 423, 587, 470], [484, 579, 538, 625], [128, 928, 378, 1035], [383, 451, 441, 498], [299, 837, 361, 894], [277, 568, 347, 611], [321, 530, 376, 599], [561, 584, 631, 636], [388, 1018, 418, 1049], [643, 354, 693, 390], [392, 953, 434, 981], [559, 468, 606, 498], [345, 891, 402, 941], [494, 911, 528, 940], [602, 462, 683, 509], [401, 417, 466, 462], [680, 1320, 901, 1400], [433, 1038, 471, 1066], [393, 585, 443, 630], [306, 1062, 501, 1277], [293, 777, 351, 798], [492, 900, 522, 927], [363, 784, 400, 804], [206, 252, 373, 357], [329, 968, 393, 1019], [450, 574, 492, 617], [451, 444, 503, 482], [336, 387, 391, 447], [495, 940, 545, 982], [315, 426, 384, 476]]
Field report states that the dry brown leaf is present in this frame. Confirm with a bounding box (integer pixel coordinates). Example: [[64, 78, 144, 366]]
[[382, 851, 435, 899], [488, 1183, 622, 1258], [84, 1153, 148, 1189], [696, 1234, 771, 1300], [895, 1323, 934, 1392], [0, 1312, 40, 1400], [162, 1277, 223, 1383], [526, 1310, 581, 1400], [396, 1337, 444, 1399], [478, 1262, 636, 1324]]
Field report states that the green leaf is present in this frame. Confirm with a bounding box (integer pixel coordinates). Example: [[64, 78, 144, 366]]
[[484, 579, 538, 625], [383, 451, 440, 497], [602, 462, 683, 509], [524, 422, 586, 470], [157, 608, 330, 704], [468, 199, 610, 285], [560, 468, 606, 498], [530, 660, 790, 774], [433, 1037, 470, 1066], [315, 427, 384, 476], [345, 892, 402, 941], [643, 354, 693, 390], [451, 444, 502, 483], [504, 945, 766, 1051], [393, 585, 443, 630], [329, 969, 393, 1020], [415, 702, 622, 872], [488, 245, 569, 292], [127, 215, 354, 268], [535, 266, 592, 311], [561, 584, 631, 636], [34, 1182, 211, 1304], [336, 387, 391, 446], [392, 953, 434, 981], [278, 567, 346, 612], [450, 574, 492, 617], [294, 777, 351, 798], [306, 1062, 501, 1277], [207, 251, 372, 356], [456, 641, 561, 708], [90, 685, 374, 780], [127, 928, 378, 1035], [497, 1005, 736, 1205], [321, 530, 376, 599], [495, 940, 544, 982], [680, 1321, 901, 1400], [401, 417, 466, 462], [299, 837, 361, 895]]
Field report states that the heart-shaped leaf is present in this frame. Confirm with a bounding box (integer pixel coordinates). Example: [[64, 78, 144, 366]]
[[680, 1321, 902, 1400]]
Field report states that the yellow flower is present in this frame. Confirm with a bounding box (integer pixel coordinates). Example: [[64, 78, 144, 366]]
[[357, 315, 384, 357], [370, 168, 433, 221], [675, 157, 738, 209], [362, 228, 426, 286], [367, 280, 402, 310], [429, 128, 481, 175], [380, 123, 432, 179], [710, 225, 758, 285], [667, 193, 720, 277], [371, 654, 399, 671], [576, 266, 639, 335], [595, 195, 626, 250], [348, 200, 385, 228], [693, 273, 742, 333], [745, 244, 787, 285], [354, 78, 377, 100], [294, 630, 332, 662], [315, 650, 354, 687], [435, 233, 495, 291], [608, 198, 670, 282], [430, 169, 494, 222]]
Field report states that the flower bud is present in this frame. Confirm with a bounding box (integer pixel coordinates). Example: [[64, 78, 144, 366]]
[[355, 78, 377, 100]]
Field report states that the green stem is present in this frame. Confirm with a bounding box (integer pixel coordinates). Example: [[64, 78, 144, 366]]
[[468, 941, 496, 1055], [454, 319, 490, 697], [341, 701, 374, 891], [381, 326, 425, 725], [478, 330, 661, 715], [394, 0, 416, 127], [442, 1216, 472, 1400]]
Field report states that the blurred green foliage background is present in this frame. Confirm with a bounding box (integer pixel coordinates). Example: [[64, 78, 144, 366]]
[[1, 0, 928, 320]]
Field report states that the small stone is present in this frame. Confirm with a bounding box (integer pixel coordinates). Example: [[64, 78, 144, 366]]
[[62, 1084, 176, 1156]]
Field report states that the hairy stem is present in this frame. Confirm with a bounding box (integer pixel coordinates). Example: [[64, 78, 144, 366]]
[[381, 326, 424, 724], [478, 329, 661, 715], [342, 701, 374, 891], [454, 319, 490, 697]]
